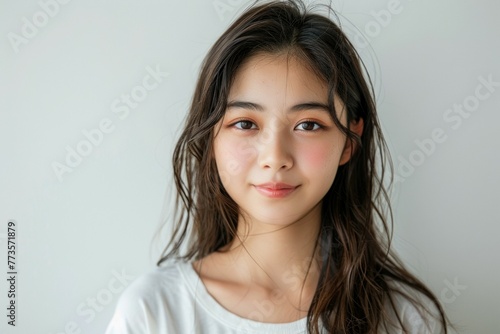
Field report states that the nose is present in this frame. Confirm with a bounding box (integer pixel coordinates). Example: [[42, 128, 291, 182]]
[[257, 129, 293, 171]]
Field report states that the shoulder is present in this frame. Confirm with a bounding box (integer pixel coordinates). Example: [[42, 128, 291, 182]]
[[383, 280, 446, 334], [105, 260, 192, 334], [123, 261, 182, 297]]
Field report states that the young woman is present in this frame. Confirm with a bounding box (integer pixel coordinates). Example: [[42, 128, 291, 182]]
[[106, 1, 449, 333]]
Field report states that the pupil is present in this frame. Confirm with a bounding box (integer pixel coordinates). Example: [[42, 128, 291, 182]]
[[303, 122, 313, 130]]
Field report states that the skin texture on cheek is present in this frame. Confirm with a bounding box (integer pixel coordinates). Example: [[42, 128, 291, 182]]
[[299, 133, 346, 174], [213, 131, 255, 188], [303, 144, 336, 169]]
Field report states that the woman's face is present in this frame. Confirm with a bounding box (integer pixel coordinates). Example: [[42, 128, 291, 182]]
[[213, 53, 352, 229]]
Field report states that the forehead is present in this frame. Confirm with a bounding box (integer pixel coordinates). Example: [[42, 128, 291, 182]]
[[229, 52, 327, 100]]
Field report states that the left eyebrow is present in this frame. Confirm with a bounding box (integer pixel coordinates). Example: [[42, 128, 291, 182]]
[[226, 100, 331, 114], [289, 102, 330, 114]]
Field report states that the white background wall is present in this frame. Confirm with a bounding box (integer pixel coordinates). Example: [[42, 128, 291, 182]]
[[0, 0, 498, 333]]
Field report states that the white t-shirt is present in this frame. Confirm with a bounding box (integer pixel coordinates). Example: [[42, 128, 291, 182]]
[[105, 260, 443, 333]]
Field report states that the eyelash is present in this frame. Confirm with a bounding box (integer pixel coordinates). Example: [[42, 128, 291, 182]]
[[229, 119, 325, 132]]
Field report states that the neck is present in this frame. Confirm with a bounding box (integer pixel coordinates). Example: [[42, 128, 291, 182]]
[[222, 202, 323, 293]]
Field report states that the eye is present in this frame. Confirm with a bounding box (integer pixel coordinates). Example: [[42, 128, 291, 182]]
[[295, 121, 323, 131], [232, 120, 257, 130]]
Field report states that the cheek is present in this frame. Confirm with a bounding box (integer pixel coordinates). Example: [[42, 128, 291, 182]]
[[301, 142, 343, 193], [302, 142, 341, 170], [303, 147, 328, 167], [215, 136, 257, 178]]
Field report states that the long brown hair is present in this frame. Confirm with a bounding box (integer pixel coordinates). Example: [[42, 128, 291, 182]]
[[157, 0, 449, 332]]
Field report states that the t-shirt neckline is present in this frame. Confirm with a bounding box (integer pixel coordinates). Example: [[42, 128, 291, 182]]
[[177, 260, 308, 333]]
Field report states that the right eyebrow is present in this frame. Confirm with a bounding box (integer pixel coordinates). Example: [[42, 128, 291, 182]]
[[226, 101, 264, 112]]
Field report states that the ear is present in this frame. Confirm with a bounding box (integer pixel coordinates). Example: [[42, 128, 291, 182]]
[[339, 118, 364, 166]]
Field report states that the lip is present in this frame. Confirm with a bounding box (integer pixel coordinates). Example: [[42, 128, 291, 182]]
[[254, 183, 299, 198]]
